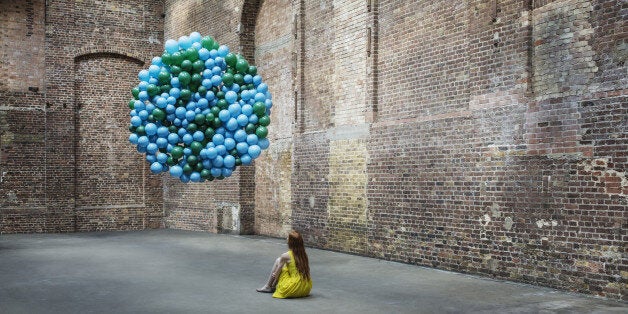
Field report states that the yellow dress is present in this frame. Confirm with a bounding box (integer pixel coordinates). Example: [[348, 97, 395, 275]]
[[272, 250, 313, 299]]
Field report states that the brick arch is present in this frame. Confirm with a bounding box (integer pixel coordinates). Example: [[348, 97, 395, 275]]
[[74, 49, 146, 66], [239, 0, 262, 63]]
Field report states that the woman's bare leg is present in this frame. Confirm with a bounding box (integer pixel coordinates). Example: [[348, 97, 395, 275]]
[[256, 257, 282, 293]]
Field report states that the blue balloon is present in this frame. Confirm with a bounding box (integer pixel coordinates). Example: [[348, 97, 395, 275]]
[[157, 152, 168, 164], [185, 110, 196, 122], [218, 109, 230, 122], [197, 98, 209, 109], [257, 83, 268, 93], [206, 147, 218, 159], [193, 131, 204, 142], [224, 138, 236, 150], [215, 144, 227, 156], [189, 31, 201, 43], [247, 134, 258, 145], [146, 155, 157, 163], [178, 35, 192, 49], [157, 126, 169, 138], [148, 65, 160, 78], [151, 57, 163, 66], [240, 154, 252, 165], [202, 160, 212, 169], [226, 118, 239, 131], [131, 116, 142, 127], [234, 130, 247, 143], [215, 127, 225, 135], [244, 74, 253, 83], [145, 103, 155, 113], [190, 172, 201, 182], [170, 87, 181, 98], [212, 155, 224, 167], [209, 49, 218, 59], [145, 123, 157, 136], [169, 165, 183, 177], [147, 143, 158, 154], [228, 103, 241, 117], [236, 142, 249, 155], [165, 39, 179, 54], [138, 136, 149, 147], [165, 104, 176, 114], [175, 107, 186, 119], [150, 162, 163, 174], [210, 168, 222, 177], [212, 134, 225, 145], [265, 99, 273, 109], [182, 134, 193, 145], [180, 174, 190, 183], [225, 91, 238, 104], [223, 155, 236, 168], [138, 70, 150, 82], [167, 96, 177, 105], [248, 114, 258, 124], [204, 59, 215, 69], [156, 97, 167, 108], [138, 81, 149, 91], [258, 138, 270, 150], [254, 92, 266, 102], [210, 75, 222, 86], [253, 75, 262, 86], [198, 48, 210, 61], [241, 104, 253, 116], [217, 45, 229, 57], [177, 128, 187, 137], [170, 77, 181, 87], [248, 145, 261, 159], [156, 137, 168, 148], [129, 133, 139, 144], [236, 114, 249, 126], [138, 91, 149, 101]]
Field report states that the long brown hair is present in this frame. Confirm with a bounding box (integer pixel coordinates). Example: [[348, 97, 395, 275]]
[[287, 230, 310, 280]]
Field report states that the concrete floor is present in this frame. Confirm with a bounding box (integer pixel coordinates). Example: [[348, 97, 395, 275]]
[[0, 230, 625, 314]]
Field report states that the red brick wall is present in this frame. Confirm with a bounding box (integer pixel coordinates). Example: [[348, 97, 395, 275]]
[[1, 0, 164, 233]]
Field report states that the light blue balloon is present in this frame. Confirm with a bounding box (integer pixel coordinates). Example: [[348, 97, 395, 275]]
[[218, 109, 230, 122], [166, 104, 176, 114], [212, 66, 222, 75], [148, 65, 160, 78], [182, 134, 193, 145], [178, 35, 192, 49], [228, 103, 241, 117], [247, 134, 258, 145], [138, 70, 150, 82], [206, 147, 218, 159], [175, 107, 186, 119], [181, 119, 189, 128], [183, 148, 192, 156], [234, 130, 247, 143], [193, 131, 204, 142], [131, 116, 142, 127], [244, 74, 253, 83], [167, 96, 177, 105], [209, 49, 218, 59], [145, 103, 155, 113], [215, 127, 225, 135], [189, 31, 201, 43], [212, 133, 225, 145], [211, 75, 222, 86], [157, 126, 169, 138], [210, 168, 221, 177], [180, 174, 190, 183], [257, 83, 268, 93], [145, 123, 157, 136], [224, 138, 236, 150], [204, 59, 215, 69], [139, 91, 149, 101], [170, 77, 181, 87], [212, 155, 224, 167], [151, 56, 163, 66], [156, 138, 168, 148], [198, 48, 210, 61], [169, 165, 183, 177], [146, 155, 157, 163], [241, 104, 253, 116], [165, 39, 179, 54], [215, 145, 226, 156], [226, 118, 238, 131], [253, 75, 262, 86], [185, 110, 196, 122], [177, 127, 187, 137], [265, 99, 273, 109], [248, 145, 261, 159], [157, 152, 168, 164], [138, 110, 149, 121], [190, 172, 201, 182], [150, 162, 163, 174], [236, 114, 249, 126], [130, 109, 138, 117], [248, 114, 258, 124], [167, 133, 180, 145], [217, 45, 229, 57], [223, 155, 236, 168], [240, 154, 252, 165], [148, 77, 158, 85], [173, 118, 182, 126], [146, 143, 158, 154], [197, 98, 209, 109], [254, 92, 266, 102], [236, 142, 249, 155], [191, 42, 202, 50], [156, 97, 167, 108], [258, 138, 270, 149], [129, 133, 139, 144], [166, 114, 175, 122], [186, 101, 197, 111], [225, 91, 238, 104]]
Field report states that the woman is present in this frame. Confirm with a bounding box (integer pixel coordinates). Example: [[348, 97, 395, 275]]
[[256, 230, 312, 298]]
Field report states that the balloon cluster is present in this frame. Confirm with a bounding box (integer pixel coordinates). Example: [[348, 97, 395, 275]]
[[128, 32, 272, 183]]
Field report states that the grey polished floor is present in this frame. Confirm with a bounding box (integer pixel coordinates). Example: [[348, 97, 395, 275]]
[[0, 229, 625, 313]]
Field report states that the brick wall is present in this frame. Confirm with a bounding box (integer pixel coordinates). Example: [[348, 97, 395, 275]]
[[1, 0, 164, 233]]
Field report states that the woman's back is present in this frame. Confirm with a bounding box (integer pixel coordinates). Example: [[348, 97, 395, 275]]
[[272, 250, 312, 298]]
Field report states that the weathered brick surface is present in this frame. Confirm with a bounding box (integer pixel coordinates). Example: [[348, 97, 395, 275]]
[[2, 0, 626, 301], [1, 0, 164, 233]]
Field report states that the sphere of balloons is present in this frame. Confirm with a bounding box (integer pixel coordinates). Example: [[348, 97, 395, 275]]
[[128, 33, 272, 183]]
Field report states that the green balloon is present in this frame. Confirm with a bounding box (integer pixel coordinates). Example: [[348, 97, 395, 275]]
[[186, 123, 198, 133], [160, 84, 171, 93], [180, 89, 191, 100], [210, 106, 220, 116], [161, 52, 172, 65], [256, 126, 268, 139], [131, 87, 140, 99], [259, 115, 270, 126], [216, 91, 225, 99], [170, 65, 182, 76], [183, 164, 193, 174], [205, 113, 215, 123], [168, 125, 178, 133], [192, 60, 204, 73], [200, 169, 211, 179], [171, 51, 184, 66], [197, 86, 207, 96], [158, 71, 170, 84], [212, 41, 219, 50], [187, 155, 198, 166], [225, 53, 237, 68], [245, 123, 256, 134], [185, 47, 199, 62], [166, 156, 176, 166], [128, 99, 135, 110], [235, 158, 242, 166], [248, 66, 257, 76], [253, 101, 266, 116], [178, 72, 191, 86], [190, 141, 202, 155], [195, 163, 204, 172], [234, 73, 244, 85], [236, 59, 249, 74], [171, 146, 183, 159], [222, 73, 234, 87], [152, 108, 166, 121], [217, 99, 228, 109], [194, 114, 205, 125], [204, 127, 215, 139], [191, 73, 202, 85], [181, 60, 193, 72], [135, 125, 145, 135], [147, 84, 159, 97], [201, 36, 215, 50], [211, 118, 222, 128]]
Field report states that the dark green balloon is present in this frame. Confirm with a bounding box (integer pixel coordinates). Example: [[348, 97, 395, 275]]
[[211, 118, 222, 128], [183, 164, 193, 174], [135, 125, 145, 135], [166, 156, 176, 166], [195, 163, 204, 172], [194, 114, 205, 125], [160, 84, 171, 93], [186, 123, 198, 133], [191, 73, 202, 85], [200, 169, 211, 179], [178, 71, 191, 86], [222, 73, 234, 87], [181, 60, 193, 72], [245, 123, 256, 134], [131, 87, 140, 99], [225, 53, 237, 68], [234, 73, 244, 85], [201, 36, 215, 50], [171, 51, 184, 66], [235, 158, 242, 166], [192, 60, 204, 73], [171, 146, 184, 159], [152, 108, 166, 121], [236, 59, 249, 74], [258, 115, 270, 126], [161, 52, 172, 65], [205, 113, 215, 123], [187, 155, 198, 166], [158, 71, 170, 84], [168, 125, 178, 133], [204, 127, 215, 139], [190, 141, 202, 155], [197, 86, 207, 96], [180, 89, 191, 100], [216, 91, 225, 99], [170, 65, 181, 76], [210, 106, 220, 116], [256, 126, 268, 139], [217, 99, 228, 109], [185, 47, 199, 62], [248, 65, 257, 76], [253, 101, 266, 116], [128, 99, 135, 110]]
